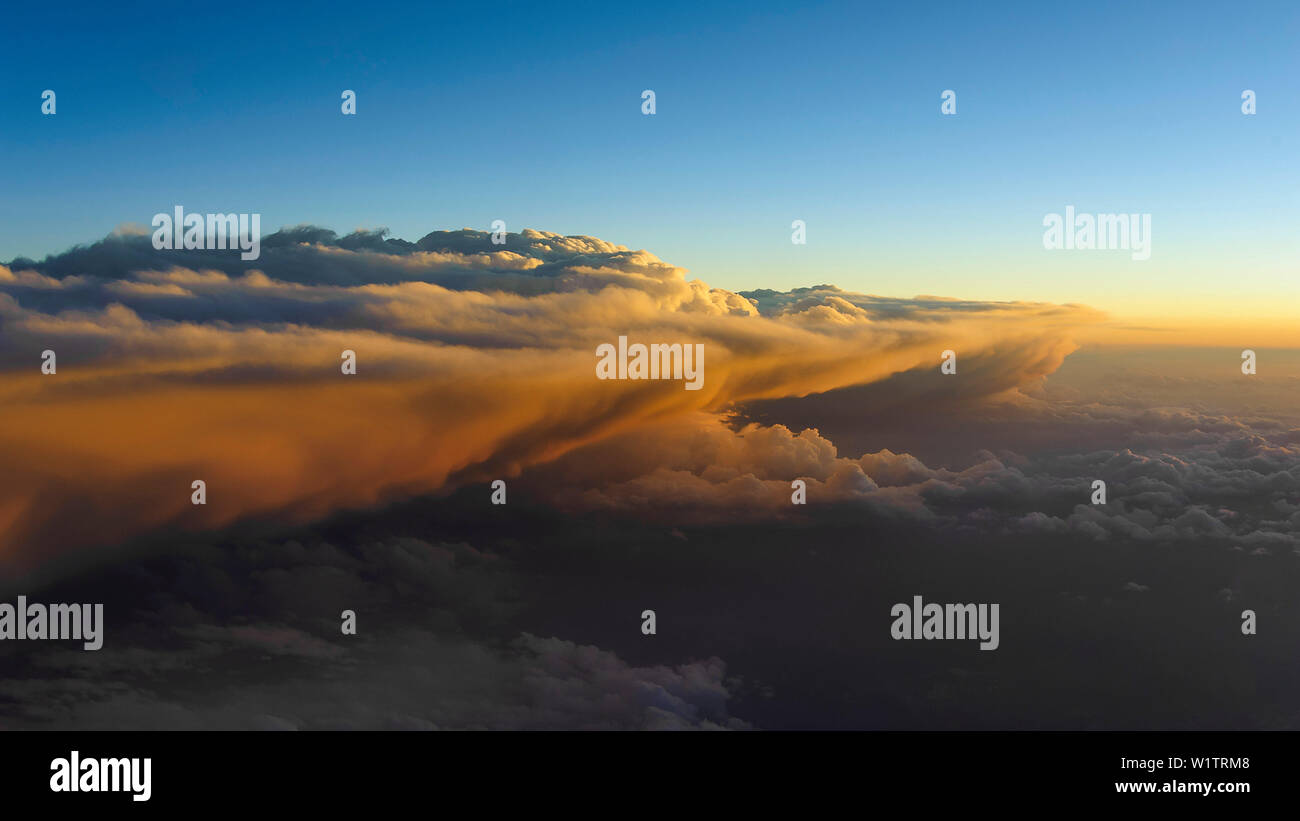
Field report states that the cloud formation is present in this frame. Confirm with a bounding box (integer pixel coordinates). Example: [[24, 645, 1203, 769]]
[[2, 227, 1297, 730], [0, 533, 746, 729], [0, 226, 1100, 568]]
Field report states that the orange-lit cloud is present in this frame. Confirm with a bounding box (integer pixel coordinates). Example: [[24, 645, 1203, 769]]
[[0, 228, 1104, 569]]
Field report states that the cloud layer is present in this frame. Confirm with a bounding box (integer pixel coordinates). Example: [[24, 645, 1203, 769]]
[[0, 227, 1099, 568], [3, 227, 1299, 730]]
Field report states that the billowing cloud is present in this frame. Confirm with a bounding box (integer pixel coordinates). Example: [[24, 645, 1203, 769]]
[[2, 225, 1297, 730], [513, 353, 1300, 552], [0, 226, 1101, 568]]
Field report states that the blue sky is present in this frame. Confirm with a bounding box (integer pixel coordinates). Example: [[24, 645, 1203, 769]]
[[2, 0, 1297, 316]]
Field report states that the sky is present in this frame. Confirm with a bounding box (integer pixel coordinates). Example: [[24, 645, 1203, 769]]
[[2, 0, 1297, 336], [2, 2, 1300, 731]]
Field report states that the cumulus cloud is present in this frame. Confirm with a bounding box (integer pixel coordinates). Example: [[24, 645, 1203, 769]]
[[2, 230, 1297, 730], [515, 381, 1300, 552], [0, 226, 1100, 567]]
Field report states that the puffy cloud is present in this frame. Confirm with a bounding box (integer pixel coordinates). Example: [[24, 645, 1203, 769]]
[[514, 396, 1300, 551], [0, 226, 1099, 566]]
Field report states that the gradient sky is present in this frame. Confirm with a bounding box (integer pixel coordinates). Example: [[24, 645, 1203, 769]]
[[3, 3, 1300, 732], [2, 0, 1297, 330]]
